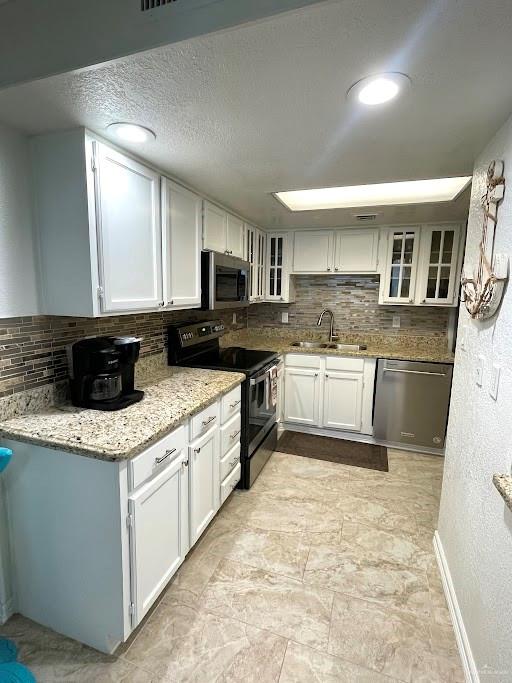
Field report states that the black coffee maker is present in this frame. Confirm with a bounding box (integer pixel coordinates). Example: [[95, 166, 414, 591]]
[[68, 336, 144, 411]]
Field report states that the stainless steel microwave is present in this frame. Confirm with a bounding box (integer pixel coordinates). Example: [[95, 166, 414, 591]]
[[201, 251, 250, 310]]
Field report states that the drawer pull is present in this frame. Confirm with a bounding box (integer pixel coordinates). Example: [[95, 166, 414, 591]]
[[155, 448, 176, 465], [230, 482, 237, 491], [229, 400, 241, 409], [202, 416, 216, 427], [229, 457, 239, 468], [230, 429, 241, 441]]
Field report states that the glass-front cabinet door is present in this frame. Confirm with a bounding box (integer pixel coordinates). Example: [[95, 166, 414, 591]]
[[382, 228, 421, 304], [267, 235, 284, 300], [417, 225, 461, 305]]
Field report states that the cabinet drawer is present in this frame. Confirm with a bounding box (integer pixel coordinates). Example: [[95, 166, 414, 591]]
[[221, 386, 242, 423], [220, 442, 241, 482], [325, 356, 364, 373], [190, 402, 219, 441], [220, 462, 241, 505], [129, 425, 186, 490], [285, 353, 321, 369], [220, 412, 242, 456]]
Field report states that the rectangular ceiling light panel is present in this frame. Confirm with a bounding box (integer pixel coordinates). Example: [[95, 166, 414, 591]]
[[274, 177, 472, 211]]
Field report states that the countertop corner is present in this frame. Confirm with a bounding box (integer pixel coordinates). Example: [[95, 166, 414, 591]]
[[493, 474, 512, 512]]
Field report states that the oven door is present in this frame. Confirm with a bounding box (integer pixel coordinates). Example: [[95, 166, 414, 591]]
[[247, 362, 277, 457], [203, 252, 249, 310]]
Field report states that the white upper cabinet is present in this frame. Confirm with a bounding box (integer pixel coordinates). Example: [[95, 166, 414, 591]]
[[32, 129, 165, 317], [292, 228, 379, 275], [203, 201, 245, 258], [379, 224, 462, 306], [94, 142, 163, 313], [265, 232, 295, 303], [293, 230, 333, 273], [256, 230, 267, 300], [226, 214, 245, 259], [334, 229, 379, 274], [245, 224, 258, 301], [202, 201, 227, 253], [416, 225, 462, 306], [379, 227, 421, 304], [161, 179, 201, 310]]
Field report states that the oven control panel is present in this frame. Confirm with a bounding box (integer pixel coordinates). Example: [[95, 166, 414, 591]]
[[171, 320, 225, 348]]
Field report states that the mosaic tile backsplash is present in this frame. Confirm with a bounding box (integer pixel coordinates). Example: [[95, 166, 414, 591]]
[[0, 309, 246, 399], [248, 275, 451, 335], [0, 275, 451, 399]]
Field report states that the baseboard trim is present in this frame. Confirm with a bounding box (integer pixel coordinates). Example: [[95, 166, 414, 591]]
[[433, 530, 479, 682], [280, 423, 444, 455]]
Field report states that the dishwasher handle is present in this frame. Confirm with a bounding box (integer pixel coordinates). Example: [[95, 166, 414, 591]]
[[383, 368, 447, 377]]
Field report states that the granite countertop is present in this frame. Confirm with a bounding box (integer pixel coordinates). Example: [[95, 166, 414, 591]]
[[220, 329, 455, 364], [0, 367, 244, 462], [493, 474, 512, 512]]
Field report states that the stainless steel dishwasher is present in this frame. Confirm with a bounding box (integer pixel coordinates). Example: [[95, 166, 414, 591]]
[[374, 359, 453, 449]]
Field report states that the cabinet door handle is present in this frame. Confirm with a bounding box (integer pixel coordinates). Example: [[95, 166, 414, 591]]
[[315, 373, 319, 377], [334, 267, 339, 272], [229, 400, 241, 408], [325, 374, 329, 379], [202, 416, 216, 427], [182, 459, 189, 469], [155, 448, 176, 465], [327, 268, 331, 272], [194, 447, 201, 454], [230, 429, 241, 441]]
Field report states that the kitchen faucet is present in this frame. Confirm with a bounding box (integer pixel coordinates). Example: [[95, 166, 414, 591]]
[[317, 309, 337, 343]]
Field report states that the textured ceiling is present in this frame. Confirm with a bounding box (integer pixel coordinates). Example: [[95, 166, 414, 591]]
[[0, 0, 511, 228]]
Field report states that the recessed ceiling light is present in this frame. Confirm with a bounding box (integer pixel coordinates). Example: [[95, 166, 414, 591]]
[[347, 73, 411, 106], [274, 177, 472, 212], [107, 122, 156, 143]]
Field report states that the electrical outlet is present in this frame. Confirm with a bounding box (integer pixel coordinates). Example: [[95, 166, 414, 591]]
[[490, 364, 501, 400], [392, 315, 400, 329], [476, 355, 484, 387], [232, 313, 237, 325], [281, 311, 289, 324]]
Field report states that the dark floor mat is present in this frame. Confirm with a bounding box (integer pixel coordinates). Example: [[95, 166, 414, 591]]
[[276, 431, 388, 472]]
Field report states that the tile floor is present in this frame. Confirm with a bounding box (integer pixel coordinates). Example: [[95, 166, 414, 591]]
[[0, 448, 464, 682]]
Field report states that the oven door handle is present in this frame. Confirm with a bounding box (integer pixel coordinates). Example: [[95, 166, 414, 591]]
[[250, 374, 267, 387]]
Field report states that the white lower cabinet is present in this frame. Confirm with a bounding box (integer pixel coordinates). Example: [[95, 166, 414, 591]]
[[4, 386, 242, 655], [283, 367, 321, 426], [284, 354, 376, 436], [189, 426, 220, 546], [128, 449, 189, 626], [323, 371, 363, 431]]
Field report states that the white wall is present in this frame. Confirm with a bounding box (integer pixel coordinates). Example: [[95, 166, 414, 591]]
[[0, 122, 40, 317], [438, 114, 512, 680]]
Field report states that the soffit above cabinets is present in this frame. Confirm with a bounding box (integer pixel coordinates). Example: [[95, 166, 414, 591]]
[[0, 0, 510, 227]]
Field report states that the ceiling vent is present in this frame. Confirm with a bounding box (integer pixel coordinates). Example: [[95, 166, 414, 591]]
[[354, 213, 378, 222], [141, 0, 177, 11]]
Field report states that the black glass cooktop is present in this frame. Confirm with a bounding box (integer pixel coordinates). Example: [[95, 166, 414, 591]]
[[181, 347, 278, 375]]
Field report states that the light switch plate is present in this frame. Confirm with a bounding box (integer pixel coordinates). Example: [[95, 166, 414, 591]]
[[490, 364, 500, 400], [476, 355, 484, 387], [392, 316, 400, 329], [281, 311, 289, 324]]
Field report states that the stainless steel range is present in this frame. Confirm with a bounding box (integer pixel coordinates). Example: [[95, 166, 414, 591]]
[[168, 320, 280, 488]]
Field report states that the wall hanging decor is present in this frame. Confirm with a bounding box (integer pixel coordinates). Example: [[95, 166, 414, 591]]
[[461, 160, 508, 320]]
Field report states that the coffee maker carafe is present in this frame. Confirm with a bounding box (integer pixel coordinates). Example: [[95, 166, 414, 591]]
[[68, 336, 144, 411]]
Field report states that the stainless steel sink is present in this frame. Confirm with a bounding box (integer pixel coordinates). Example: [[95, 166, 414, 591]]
[[291, 341, 328, 349], [326, 343, 368, 351]]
